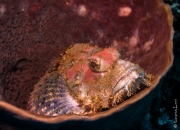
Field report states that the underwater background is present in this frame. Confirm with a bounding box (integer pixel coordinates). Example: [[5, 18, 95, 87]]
[[0, 0, 179, 130], [141, 0, 180, 129]]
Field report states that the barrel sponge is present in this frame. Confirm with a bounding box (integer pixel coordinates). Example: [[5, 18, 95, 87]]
[[0, 0, 173, 110]]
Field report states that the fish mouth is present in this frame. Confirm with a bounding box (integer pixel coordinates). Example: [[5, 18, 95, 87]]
[[112, 65, 142, 95]]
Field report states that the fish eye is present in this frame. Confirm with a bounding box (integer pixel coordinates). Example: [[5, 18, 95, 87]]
[[88, 59, 100, 72]]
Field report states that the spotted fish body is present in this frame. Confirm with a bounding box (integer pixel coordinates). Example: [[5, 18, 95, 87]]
[[28, 44, 153, 116], [28, 72, 85, 116]]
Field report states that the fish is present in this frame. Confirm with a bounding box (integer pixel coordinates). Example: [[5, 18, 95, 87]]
[[28, 43, 153, 116]]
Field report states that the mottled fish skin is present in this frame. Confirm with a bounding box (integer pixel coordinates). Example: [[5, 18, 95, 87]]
[[28, 43, 153, 116], [28, 72, 85, 116]]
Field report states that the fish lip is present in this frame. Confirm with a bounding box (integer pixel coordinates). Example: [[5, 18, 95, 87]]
[[112, 66, 139, 94]]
